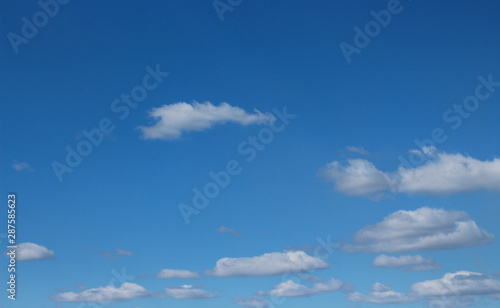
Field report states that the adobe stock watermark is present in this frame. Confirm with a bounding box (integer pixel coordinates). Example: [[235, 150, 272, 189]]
[[179, 107, 297, 225], [213, 0, 244, 21], [7, 0, 70, 54], [51, 64, 169, 183], [339, 0, 412, 64]]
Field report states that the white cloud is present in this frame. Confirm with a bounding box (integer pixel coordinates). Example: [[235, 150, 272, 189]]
[[217, 225, 241, 236], [266, 278, 344, 297], [139, 101, 274, 140], [165, 285, 215, 300], [322, 147, 500, 197], [346, 146, 370, 155], [114, 248, 133, 256], [234, 295, 269, 307], [348, 272, 500, 306], [157, 269, 200, 279], [206, 251, 329, 277], [347, 283, 417, 305], [372, 254, 441, 271], [12, 161, 33, 172], [51, 283, 153, 302], [344, 207, 494, 253], [13, 242, 55, 261]]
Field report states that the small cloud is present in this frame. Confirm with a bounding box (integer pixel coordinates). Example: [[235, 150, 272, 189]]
[[372, 254, 441, 271], [266, 278, 344, 297], [114, 248, 133, 256], [346, 146, 369, 156], [165, 285, 216, 300], [12, 161, 34, 172], [157, 269, 200, 279], [217, 225, 241, 236], [7, 242, 55, 261]]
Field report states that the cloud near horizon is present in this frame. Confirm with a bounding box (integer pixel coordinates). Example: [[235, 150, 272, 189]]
[[207, 251, 329, 277], [138, 101, 274, 140], [348, 271, 500, 306], [321, 147, 500, 198], [343, 207, 494, 253]]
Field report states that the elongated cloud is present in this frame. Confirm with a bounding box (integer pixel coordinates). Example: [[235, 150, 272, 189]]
[[51, 283, 153, 302], [157, 269, 200, 279], [344, 207, 494, 253], [207, 251, 329, 277], [139, 101, 274, 140], [372, 255, 441, 271], [266, 278, 344, 297], [13, 242, 55, 261], [321, 147, 500, 198], [348, 272, 500, 306], [347, 283, 417, 305], [165, 285, 215, 300]]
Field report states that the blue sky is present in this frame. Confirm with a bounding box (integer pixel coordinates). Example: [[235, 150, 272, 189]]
[[1, 0, 500, 307]]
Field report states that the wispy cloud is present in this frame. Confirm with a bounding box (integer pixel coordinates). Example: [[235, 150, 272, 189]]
[[157, 269, 200, 279], [322, 147, 500, 198], [114, 248, 133, 256], [346, 146, 370, 156], [217, 225, 242, 236], [12, 161, 34, 172], [138, 101, 274, 140], [165, 285, 216, 300], [344, 207, 494, 253], [372, 254, 442, 271], [207, 251, 329, 277], [87, 248, 133, 258]]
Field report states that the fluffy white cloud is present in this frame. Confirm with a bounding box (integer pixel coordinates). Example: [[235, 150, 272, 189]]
[[157, 269, 200, 279], [14, 242, 55, 261], [139, 101, 274, 140], [266, 278, 344, 297], [344, 207, 494, 253], [348, 272, 500, 306], [372, 254, 441, 271], [165, 285, 215, 300], [207, 251, 329, 277], [347, 283, 417, 304], [51, 283, 152, 302], [322, 147, 500, 197]]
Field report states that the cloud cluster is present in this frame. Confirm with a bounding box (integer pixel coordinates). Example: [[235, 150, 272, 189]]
[[52, 283, 215, 302], [139, 101, 274, 140], [372, 254, 442, 271], [322, 147, 500, 198], [207, 251, 329, 277], [14, 242, 55, 261], [344, 207, 494, 253], [348, 271, 500, 307]]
